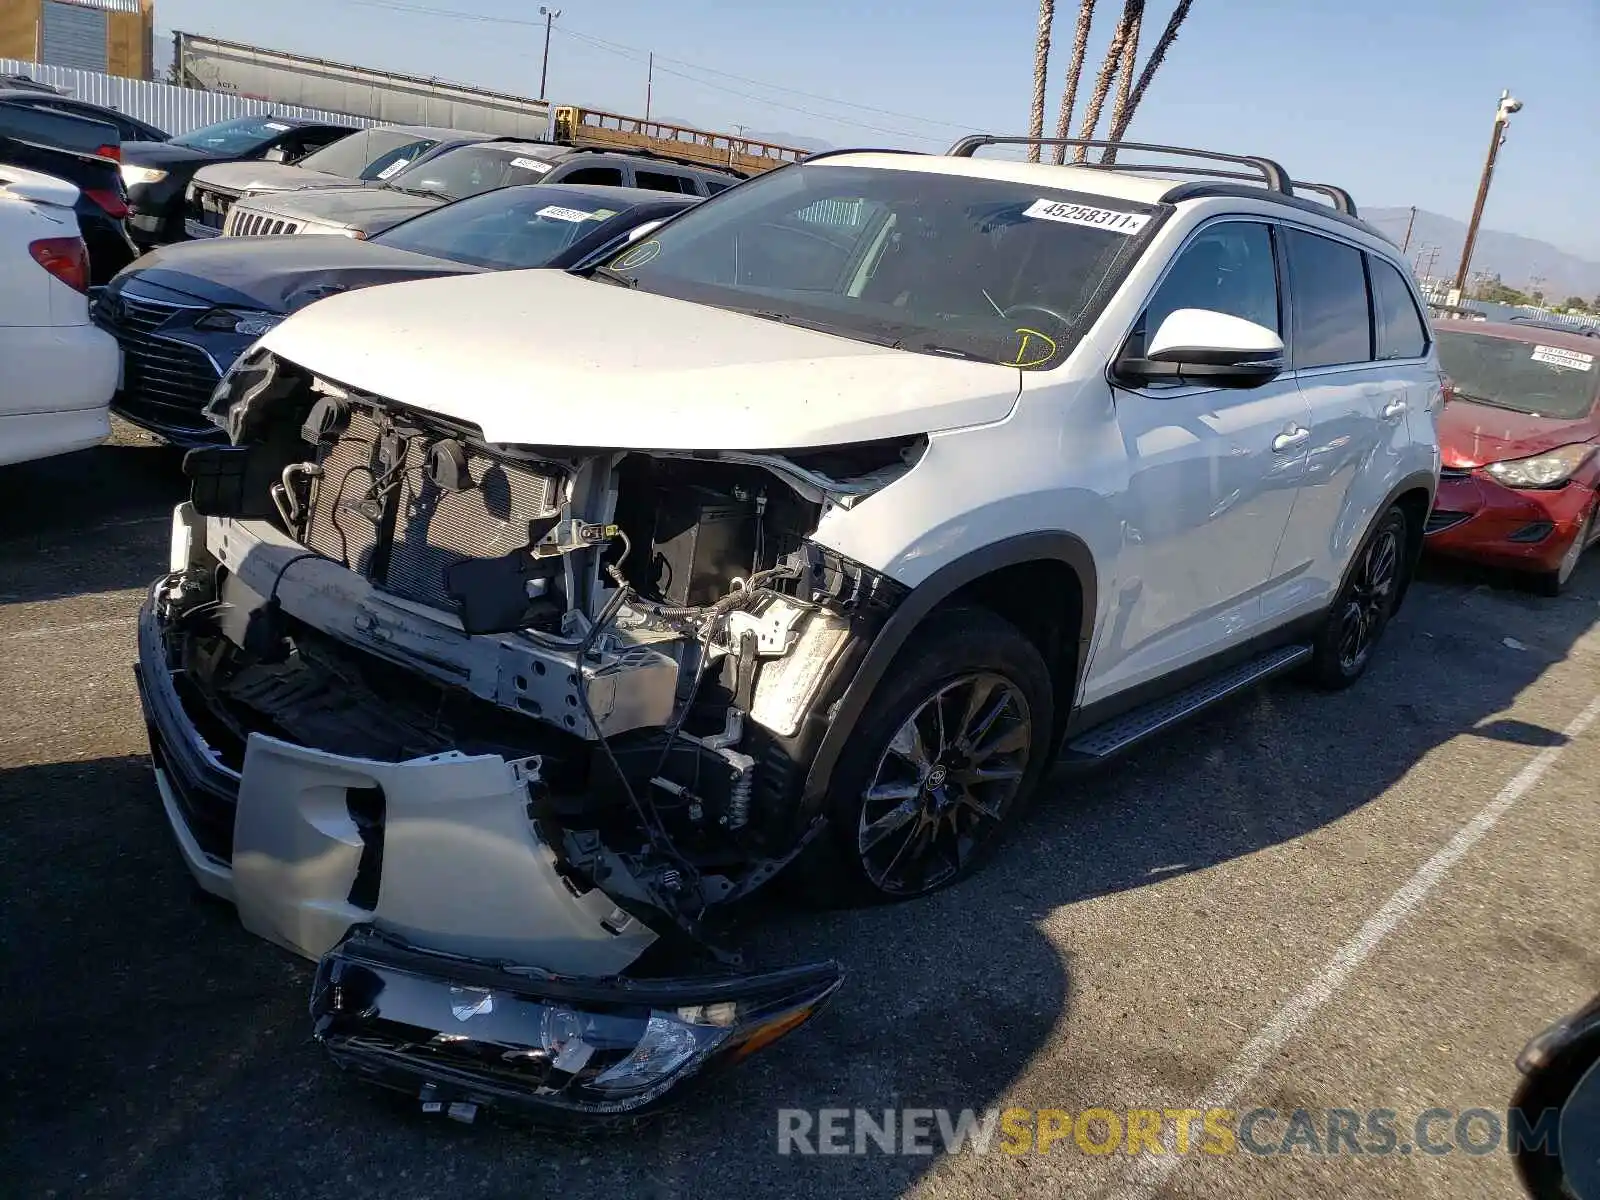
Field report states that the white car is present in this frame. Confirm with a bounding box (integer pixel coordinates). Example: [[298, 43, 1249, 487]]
[[137, 136, 1440, 1118], [0, 165, 118, 466]]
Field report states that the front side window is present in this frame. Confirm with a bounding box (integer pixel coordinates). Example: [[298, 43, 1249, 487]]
[[295, 129, 439, 181], [557, 165, 624, 186], [1370, 257, 1428, 360], [636, 170, 699, 195], [601, 163, 1159, 369], [1435, 331, 1598, 420], [171, 116, 293, 157], [1132, 220, 1279, 357], [387, 146, 560, 202], [1285, 228, 1373, 369]]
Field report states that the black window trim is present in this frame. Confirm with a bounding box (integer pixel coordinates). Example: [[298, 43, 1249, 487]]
[[1110, 211, 1288, 396]]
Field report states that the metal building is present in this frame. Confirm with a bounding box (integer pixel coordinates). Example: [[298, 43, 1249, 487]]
[[0, 0, 153, 79]]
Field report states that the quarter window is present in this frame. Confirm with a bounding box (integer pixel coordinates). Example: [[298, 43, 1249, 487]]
[[1285, 228, 1373, 368], [1369, 257, 1428, 360]]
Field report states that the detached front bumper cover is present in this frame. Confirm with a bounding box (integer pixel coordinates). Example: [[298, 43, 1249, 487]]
[[312, 928, 844, 1123]]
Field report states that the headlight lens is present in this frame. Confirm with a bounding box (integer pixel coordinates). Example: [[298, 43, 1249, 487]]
[[310, 929, 844, 1119], [1484, 443, 1597, 489], [194, 308, 285, 338], [120, 164, 168, 186]]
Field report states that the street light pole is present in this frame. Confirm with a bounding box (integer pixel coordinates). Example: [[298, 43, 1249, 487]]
[[1452, 89, 1522, 298], [538, 6, 561, 102]]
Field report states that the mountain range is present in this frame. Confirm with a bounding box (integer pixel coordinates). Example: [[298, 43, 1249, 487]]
[[1365, 208, 1599, 301]]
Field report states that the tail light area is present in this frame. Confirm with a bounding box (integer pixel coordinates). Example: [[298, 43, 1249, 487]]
[[29, 236, 90, 294], [82, 187, 130, 219]]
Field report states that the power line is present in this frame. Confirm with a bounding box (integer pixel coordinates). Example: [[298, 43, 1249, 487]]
[[336, 0, 965, 137]]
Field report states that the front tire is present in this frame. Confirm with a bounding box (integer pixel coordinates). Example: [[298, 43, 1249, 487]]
[[1533, 505, 1593, 597], [1308, 506, 1409, 689], [807, 607, 1054, 905]]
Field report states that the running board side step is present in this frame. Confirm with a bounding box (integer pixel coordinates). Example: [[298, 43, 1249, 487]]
[[1061, 644, 1312, 763]]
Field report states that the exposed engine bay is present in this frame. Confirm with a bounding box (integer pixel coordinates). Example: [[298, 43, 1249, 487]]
[[157, 348, 920, 959]]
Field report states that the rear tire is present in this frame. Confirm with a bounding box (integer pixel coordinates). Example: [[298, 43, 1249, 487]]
[[796, 607, 1054, 906], [1308, 506, 1409, 690]]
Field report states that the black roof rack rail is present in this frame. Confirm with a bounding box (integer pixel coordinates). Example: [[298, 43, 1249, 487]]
[[947, 135, 1292, 196], [800, 147, 922, 164], [1291, 181, 1357, 217]]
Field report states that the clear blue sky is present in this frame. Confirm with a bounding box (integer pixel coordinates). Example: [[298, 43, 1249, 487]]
[[153, 0, 1599, 260]]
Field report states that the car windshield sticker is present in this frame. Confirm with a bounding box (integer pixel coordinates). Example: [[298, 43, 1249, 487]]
[[264, 122, 290, 132], [375, 158, 411, 180], [1013, 328, 1059, 368], [1532, 345, 1594, 372], [1023, 199, 1150, 234], [511, 157, 553, 173], [537, 205, 600, 222]]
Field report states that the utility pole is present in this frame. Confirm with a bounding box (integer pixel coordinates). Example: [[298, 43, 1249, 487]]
[[730, 123, 748, 167], [538, 6, 561, 102], [1452, 89, 1522, 297], [645, 52, 653, 120], [1400, 205, 1417, 253]]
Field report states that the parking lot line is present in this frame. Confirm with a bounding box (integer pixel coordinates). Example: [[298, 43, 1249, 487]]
[[4, 616, 135, 641], [1118, 689, 1600, 1200]]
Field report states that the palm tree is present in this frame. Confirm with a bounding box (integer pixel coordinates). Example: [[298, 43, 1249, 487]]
[[1101, 0, 1145, 161], [1103, 0, 1195, 160], [1049, 0, 1097, 164], [1072, 0, 1143, 161], [1027, 0, 1056, 163]]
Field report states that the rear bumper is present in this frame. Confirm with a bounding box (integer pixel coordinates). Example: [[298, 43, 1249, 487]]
[[0, 323, 116, 466], [1424, 471, 1595, 574]]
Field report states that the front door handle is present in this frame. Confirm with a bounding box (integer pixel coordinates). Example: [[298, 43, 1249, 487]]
[[1272, 427, 1310, 452], [1382, 399, 1408, 422]]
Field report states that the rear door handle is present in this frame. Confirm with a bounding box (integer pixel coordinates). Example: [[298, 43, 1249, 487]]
[[1382, 400, 1408, 422], [1272, 427, 1310, 452]]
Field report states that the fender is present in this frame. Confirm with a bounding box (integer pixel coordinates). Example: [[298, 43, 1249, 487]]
[[800, 531, 1098, 805]]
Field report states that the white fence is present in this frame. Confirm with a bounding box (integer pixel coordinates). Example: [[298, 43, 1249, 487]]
[[0, 57, 380, 136]]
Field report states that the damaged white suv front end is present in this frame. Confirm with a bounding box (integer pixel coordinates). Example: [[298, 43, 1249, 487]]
[[136, 152, 1177, 1120]]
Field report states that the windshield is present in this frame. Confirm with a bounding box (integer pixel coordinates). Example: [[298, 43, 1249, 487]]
[[374, 186, 640, 269], [1437, 330, 1598, 419], [386, 145, 558, 202], [597, 163, 1158, 368], [295, 128, 440, 181], [171, 116, 291, 156]]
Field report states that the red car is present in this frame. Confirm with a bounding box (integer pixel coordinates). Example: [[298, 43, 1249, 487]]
[[1426, 320, 1600, 594]]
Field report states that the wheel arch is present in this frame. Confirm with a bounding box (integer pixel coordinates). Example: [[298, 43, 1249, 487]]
[[800, 532, 1097, 806], [1377, 470, 1436, 614]]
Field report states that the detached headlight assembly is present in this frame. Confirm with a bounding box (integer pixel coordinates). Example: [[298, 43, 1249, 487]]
[[1484, 443, 1597, 489], [194, 308, 285, 338], [120, 164, 168, 186], [310, 929, 844, 1122]]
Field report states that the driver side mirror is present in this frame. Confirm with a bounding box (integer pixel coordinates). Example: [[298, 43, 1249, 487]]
[[261, 146, 289, 164], [1117, 308, 1286, 390]]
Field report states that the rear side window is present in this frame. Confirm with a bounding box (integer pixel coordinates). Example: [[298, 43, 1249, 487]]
[[1285, 228, 1372, 368], [557, 165, 624, 186], [636, 170, 699, 195], [1369, 257, 1428, 360]]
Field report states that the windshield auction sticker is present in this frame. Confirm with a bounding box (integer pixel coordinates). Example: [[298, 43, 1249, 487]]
[[536, 206, 599, 223], [1024, 199, 1150, 234], [511, 157, 553, 173], [1532, 346, 1594, 372]]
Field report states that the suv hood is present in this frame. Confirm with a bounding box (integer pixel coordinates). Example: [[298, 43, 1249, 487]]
[[238, 184, 438, 231], [122, 140, 219, 168], [259, 269, 1023, 450], [1440, 399, 1598, 468], [194, 160, 352, 196]]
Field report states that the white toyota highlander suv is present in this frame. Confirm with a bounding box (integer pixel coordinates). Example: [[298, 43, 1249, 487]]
[[137, 136, 1441, 1119]]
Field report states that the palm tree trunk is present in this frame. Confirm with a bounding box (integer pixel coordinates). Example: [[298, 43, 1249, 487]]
[[1027, 0, 1056, 163], [1099, 0, 1144, 163], [1071, 0, 1142, 161], [1049, 1, 1097, 165], [1106, 0, 1194, 149]]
